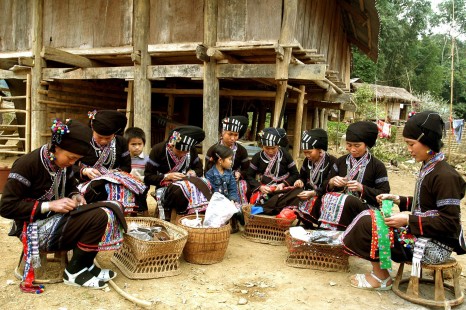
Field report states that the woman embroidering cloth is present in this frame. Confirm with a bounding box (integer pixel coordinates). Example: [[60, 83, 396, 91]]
[[0, 119, 127, 292], [294, 129, 337, 226], [76, 110, 146, 214], [343, 111, 466, 291], [320, 121, 390, 230], [205, 115, 250, 204], [246, 127, 299, 214], [145, 126, 211, 220]]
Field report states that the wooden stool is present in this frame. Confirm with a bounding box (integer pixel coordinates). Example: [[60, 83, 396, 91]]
[[392, 258, 464, 307], [15, 250, 69, 284]]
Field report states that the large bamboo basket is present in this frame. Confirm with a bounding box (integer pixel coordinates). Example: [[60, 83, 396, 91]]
[[111, 217, 188, 279], [284, 231, 349, 272], [241, 204, 295, 245], [177, 215, 231, 265]]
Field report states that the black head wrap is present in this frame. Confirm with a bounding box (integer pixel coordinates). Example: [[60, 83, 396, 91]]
[[301, 128, 328, 151], [167, 126, 205, 151], [346, 121, 378, 148], [89, 110, 127, 135], [259, 127, 287, 147], [403, 111, 444, 152], [50, 119, 92, 156], [222, 115, 249, 138]]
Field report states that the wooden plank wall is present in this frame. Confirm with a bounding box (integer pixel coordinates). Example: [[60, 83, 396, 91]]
[[43, 0, 133, 49], [296, 0, 350, 84], [0, 0, 32, 52], [149, 0, 203, 44], [217, 0, 281, 43]]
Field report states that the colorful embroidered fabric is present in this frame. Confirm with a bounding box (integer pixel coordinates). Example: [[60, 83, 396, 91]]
[[368, 209, 394, 265], [172, 178, 211, 213], [319, 192, 348, 230], [98, 206, 124, 251], [237, 179, 249, 205]]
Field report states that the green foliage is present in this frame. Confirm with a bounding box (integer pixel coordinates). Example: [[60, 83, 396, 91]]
[[327, 121, 349, 148], [352, 84, 386, 120], [371, 139, 411, 163]]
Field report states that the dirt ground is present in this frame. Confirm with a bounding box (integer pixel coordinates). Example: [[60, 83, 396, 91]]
[[0, 155, 466, 310]]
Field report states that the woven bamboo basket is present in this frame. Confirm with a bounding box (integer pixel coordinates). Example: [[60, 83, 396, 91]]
[[177, 215, 231, 265], [241, 204, 295, 245], [284, 231, 349, 272], [111, 217, 188, 279]]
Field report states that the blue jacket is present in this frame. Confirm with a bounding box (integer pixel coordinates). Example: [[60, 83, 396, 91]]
[[205, 165, 239, 202]]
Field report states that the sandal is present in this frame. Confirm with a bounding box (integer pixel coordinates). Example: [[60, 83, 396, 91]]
[[350, 271, 392, 291], [88, 264, 116, 282], [63, 268, 108, 289]]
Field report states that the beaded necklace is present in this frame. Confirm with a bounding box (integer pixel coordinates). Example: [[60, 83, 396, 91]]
[[39, 145, 66, 201], [261, 149, 287, 183], [345, 151, 370, 195], [91, 137, 116, 173]]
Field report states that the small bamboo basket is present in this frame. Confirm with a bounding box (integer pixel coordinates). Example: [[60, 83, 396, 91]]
[[177, 215, 231, 265], [285, 231, 349, 272], [111, 217, 188, 279], [241, 204, 295, 245]]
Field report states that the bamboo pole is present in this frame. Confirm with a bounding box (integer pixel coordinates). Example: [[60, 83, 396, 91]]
[[447, 1, 455, 162]]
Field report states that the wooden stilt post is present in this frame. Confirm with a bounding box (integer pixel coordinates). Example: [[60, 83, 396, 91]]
[[251, 108, 258, 141], [292, 85, 306, 160], [31, 0, 45, 150], [320, 108, 326, 130], [273, 0, 297, 128], [133, 0, 152, 155], [302, 102, 308, 131], [125, 81, 134, 129], [203, 0, 219, 154], [25, 74, 31, 153], [314, 108, 319, 128]]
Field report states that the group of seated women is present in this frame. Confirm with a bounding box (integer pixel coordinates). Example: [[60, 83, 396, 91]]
[[0, 109, 464, 293]]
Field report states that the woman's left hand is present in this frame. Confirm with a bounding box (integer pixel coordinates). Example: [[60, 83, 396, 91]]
[[384, 213, 409, 228], [186, 170, 197, 177], [72, 194, 87, 206], [297, 190, 315, 200], [347, 180, 363, 192], [275, 183, 285, 191]]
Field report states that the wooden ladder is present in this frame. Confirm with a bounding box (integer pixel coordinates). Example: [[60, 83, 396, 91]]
[[0, 74, 31, 155]]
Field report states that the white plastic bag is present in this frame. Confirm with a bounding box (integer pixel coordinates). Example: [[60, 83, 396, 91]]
[[203, 192, 238, 228]]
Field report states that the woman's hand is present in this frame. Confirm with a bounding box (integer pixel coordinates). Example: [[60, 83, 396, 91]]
[[186, 170, 197, 177], [165, 172, 185, 181], [71, 194, 87, 206], [347, 180, 363, 192], [259, 185, 271, 194], [275, 183, 285, 191], [376, 194, 400, 205], [294, 180, 304, 188], [297, 190, 315, 200], [83, 168, 102, 180], [49, 198, 78, 213], [384, 213, 409, 228], [330, 176, 348, 188]]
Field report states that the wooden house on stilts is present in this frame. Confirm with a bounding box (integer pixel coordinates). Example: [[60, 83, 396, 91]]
[[0, 0, 380, 160]]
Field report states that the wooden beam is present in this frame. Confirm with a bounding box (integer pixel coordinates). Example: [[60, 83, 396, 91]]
[[292, 85, 306, 160], [0, 69, 27, 79], [148, 65, 203, 79], [217, 63, 325, 80], [339, 0, 368, 25], [42, 66, 134, 80], [41, 46, 102, 68], [202, 0, 219, 154], [307, 100, 356, 112], [151, 88, 276, 97], [196, 44, 210, 62], [133, 0, 152, 155]]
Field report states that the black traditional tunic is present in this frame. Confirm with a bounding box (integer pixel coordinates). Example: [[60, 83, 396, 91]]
[[319, 152, 390, 230], [343, 158, 466, 263], [76, 135, 131, 182], [145, 141, 206, 215], [246, 148, 299, 191], [0, 146, 125, 252]]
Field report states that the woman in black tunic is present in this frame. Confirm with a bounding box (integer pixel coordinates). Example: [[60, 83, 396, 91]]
[[76, 110, 145, 214], [320, 121, 390, 230], [343, 111, 466, 290], [0, 119, 126, 292], [246, 127, 299, 214], [145, 126, 209, 220], [294, 129, 337, 226], [205, 115, 250, 204]]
